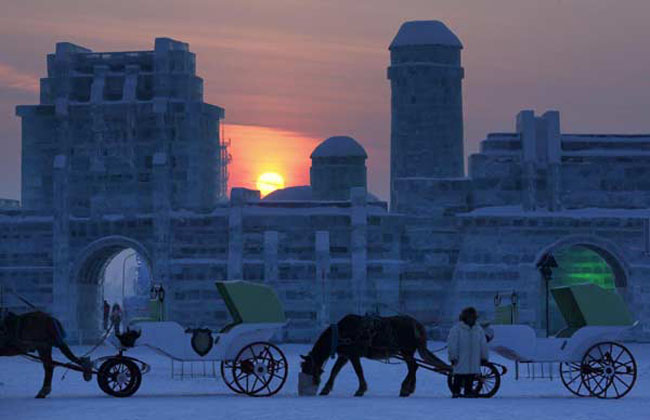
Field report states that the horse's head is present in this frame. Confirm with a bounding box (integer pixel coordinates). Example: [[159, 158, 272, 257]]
[[298, 353, 323, 396], [300, 354, 324, 386]]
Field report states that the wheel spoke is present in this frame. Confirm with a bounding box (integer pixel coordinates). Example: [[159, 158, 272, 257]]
[[258, 376, 273, 394], [613, 374, 631, 389], [610, 377, 621, 397], [259, 345, 271, 360], [615, 360, 634, 368], [592, 375, 607, 393], [270, 372, 284, 381], [612, 346, 626, 364], [251, 375, 260, 391], [576, 379, 584, 394], [565, 374, 580, 386]]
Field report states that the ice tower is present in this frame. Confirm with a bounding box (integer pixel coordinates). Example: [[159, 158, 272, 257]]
[[388, 20, 465, 207]]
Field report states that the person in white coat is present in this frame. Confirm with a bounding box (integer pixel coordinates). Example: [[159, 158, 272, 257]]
[[447, 307, 488, 398]]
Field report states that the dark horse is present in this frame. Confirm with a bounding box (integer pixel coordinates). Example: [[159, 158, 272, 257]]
[[0, 311, 92, 398], [301, 314, 449, 397]]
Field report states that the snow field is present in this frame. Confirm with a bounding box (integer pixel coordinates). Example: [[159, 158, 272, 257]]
[[1, 343, 649, 420]]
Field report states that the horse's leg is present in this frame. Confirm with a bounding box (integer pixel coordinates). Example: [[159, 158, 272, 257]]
[[349, 357, 367, 397], [400, 354, 418, 396], [399, 353, 416, 397], [409, 360, 419, 394], [36, 347, 53, 399], [319, 355, 348, 396]]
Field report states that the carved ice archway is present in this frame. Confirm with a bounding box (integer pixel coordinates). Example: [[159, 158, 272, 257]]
[[72, 235, 153, 341], [534, 234, 629, 288]]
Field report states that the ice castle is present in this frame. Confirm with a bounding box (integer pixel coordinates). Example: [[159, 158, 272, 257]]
[[2, 22, 650, 342]]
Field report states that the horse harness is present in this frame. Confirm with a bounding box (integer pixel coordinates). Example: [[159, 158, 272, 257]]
[[0, 311, 18, 346], [0, 312, 36, 352], [330, 315, 397, 359], [0, 312, 66, 351]]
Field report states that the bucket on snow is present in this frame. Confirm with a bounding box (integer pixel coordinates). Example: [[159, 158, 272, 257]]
[[298, 372, 319, 396]]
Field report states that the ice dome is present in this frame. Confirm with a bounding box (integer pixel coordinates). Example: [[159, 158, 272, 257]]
[[310, 136, 367, 159], [262, 185, 381, 203], [263, 186, 313, 201], [389, 20, 462, 49]]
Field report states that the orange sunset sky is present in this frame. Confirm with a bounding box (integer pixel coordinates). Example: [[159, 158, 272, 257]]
[[2, 0, 650, 201]]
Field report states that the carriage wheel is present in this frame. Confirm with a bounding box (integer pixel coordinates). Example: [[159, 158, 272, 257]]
[[220, 360, 244, 394], [97, 358, 142, 397], [445, 363, 501, 398], [581, 342, 637, 399], [560, 362, 591, 397], [474, 363, 501, 398], [232, 342, 288, 397]]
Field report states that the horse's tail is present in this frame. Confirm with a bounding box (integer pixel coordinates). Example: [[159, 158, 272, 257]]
[[49, 318, 79, 364], [414, 321, 450, 370], [49, 317, 92, 379]]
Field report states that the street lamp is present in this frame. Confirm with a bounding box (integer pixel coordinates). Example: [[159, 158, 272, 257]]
[[537, 253, 558, 337], [121, 251, 137, 304]]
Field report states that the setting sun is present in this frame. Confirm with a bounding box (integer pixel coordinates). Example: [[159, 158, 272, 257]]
[[256, 172, 285, 196]]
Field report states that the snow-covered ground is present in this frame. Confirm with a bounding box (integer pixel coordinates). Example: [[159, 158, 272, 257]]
[[1, 343, 649, 420]]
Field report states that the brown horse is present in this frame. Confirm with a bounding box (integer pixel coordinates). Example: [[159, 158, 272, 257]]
[[300, 314, 449, 397], [0, 311, 92, 398]]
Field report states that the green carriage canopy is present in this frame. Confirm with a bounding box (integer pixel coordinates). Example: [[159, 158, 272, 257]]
[[551, 283, 634, 331], [216, 281, 286, 327]]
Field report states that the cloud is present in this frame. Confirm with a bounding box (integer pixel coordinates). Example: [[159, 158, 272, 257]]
[[0, 63, 39, 93]]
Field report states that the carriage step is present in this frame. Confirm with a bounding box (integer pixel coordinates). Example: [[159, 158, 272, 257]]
[[515, 361, 558, 380], [170, 360, 218, 380]]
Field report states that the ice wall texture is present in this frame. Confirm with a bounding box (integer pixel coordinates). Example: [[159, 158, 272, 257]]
[[16, 38, 226, 215], [469, 110, 650, 211], [388, 20, 465, 208]]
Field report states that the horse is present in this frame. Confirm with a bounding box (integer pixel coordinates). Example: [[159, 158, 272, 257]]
[[0, 311, 93, 398], [300, 314, 449, 397]]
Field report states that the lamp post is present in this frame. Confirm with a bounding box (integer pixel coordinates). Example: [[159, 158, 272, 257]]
[[121, 251, 137, 304], [537, 253, 558, 337]]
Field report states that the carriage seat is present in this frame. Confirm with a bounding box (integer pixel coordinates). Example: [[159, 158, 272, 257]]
[[489, 325, 537, 362], [131, 321, 220, 361]]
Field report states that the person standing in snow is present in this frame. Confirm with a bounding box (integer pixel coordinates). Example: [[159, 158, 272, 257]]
[[447, 307, 488, 398], [110, 303, 123, 335]]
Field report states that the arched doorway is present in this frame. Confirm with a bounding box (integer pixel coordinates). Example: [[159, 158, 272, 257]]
[[536, 238, 628, 336], [74, 236, 152, 343]]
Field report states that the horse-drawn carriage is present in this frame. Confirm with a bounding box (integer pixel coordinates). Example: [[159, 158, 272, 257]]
[[103, 280, 289, 397], [489, 283, 638, 399], [1, 280, 288, 398]]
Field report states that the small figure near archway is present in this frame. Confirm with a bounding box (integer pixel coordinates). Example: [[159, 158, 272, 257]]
[[110, 303, 123, 335]]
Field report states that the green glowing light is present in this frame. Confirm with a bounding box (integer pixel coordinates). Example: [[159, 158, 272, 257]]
[[550, 246, 615, 290]]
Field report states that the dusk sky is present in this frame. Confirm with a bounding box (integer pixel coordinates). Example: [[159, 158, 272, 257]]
[[1, 0, 650, 200]]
